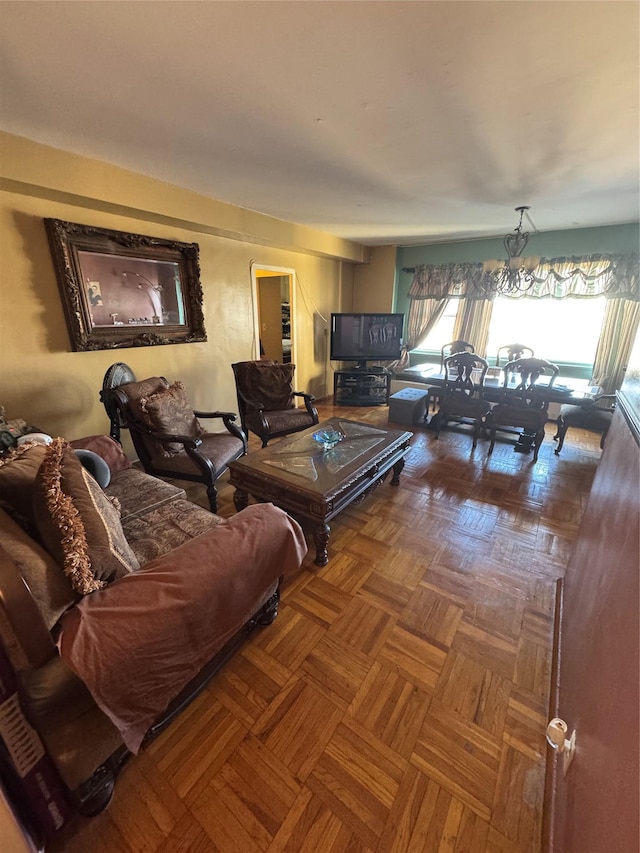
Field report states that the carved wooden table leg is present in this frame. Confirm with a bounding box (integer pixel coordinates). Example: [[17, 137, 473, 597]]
[[313, 523, 330, 566], [391, 457, 405, 485], [233, 488, 249, 512]]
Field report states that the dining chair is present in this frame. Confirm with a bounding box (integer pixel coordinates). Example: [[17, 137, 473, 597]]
[[440, 340, 475, 370], [433, 351, 491, 448], [496, 343, 534, 366], [487, 357, 559, 462]]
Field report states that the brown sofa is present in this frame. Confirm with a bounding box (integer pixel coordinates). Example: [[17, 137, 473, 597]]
[[0, 436, 307, 816]]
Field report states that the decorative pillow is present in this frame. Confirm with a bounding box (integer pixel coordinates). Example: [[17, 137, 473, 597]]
[[246, 362, 296, 411], [0, 441, 49, 533], [33, 438, 139, 595], [139, 381, 204, 457], [0, 509, 76, 629], [70, 434, 132, 474]]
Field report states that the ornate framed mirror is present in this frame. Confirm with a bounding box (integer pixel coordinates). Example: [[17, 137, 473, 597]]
[[44, 219, 207, 351]]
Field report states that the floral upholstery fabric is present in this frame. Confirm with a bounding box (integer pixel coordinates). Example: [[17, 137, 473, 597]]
[[139, 381, 205, 457], [105, 469, 186, 522], [122, 499, 223, 565]]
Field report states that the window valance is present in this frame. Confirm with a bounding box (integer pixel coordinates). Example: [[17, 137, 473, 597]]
[[407, 253, 639, 301]]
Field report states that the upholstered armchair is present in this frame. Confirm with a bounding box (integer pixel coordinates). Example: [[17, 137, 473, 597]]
[[104, 376, 247, 513], [231, 360, 319, 447]]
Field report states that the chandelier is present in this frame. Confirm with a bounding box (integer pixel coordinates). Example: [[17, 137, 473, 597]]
[[479, 206, 539, 295]]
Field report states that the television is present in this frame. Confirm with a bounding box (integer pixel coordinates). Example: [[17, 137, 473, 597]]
[[330, 312, 404, 368]]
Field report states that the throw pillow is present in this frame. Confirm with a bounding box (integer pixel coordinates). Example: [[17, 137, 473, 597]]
[[139, 381, 204, 457], [70, 434, 132, 474], [0, 441, 49, 533], [0, 510, 76, 628], [247, 362, 296, 411], [33, 438, 139, 595]]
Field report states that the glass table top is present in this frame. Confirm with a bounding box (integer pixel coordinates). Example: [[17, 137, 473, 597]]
[[263, 419, 386, 483], [230, 417, 411, 494]]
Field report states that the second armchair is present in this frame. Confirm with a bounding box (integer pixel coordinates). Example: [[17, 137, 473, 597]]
[[232, 360, 319, 447]]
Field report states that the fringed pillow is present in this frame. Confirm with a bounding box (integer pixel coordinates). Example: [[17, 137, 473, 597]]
[[33, 438, 139, 595], [139, 381, 204, 457]]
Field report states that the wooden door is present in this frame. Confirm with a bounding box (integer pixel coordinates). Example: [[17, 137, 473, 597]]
[[550, 399, 639, 852]]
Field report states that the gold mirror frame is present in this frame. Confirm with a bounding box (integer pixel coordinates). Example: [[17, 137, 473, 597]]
[[44, 219, 207, 351]]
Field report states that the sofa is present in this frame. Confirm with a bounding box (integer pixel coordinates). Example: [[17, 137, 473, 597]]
[[0, 435, 307, 817]]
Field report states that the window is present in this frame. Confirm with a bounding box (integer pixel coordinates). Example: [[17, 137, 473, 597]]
[[484, 296, 606, 365], [413, 296, 606, 371], [416, 298, 460, 351]]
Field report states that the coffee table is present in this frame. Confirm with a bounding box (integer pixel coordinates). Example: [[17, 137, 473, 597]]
[[228, 417, 413, 566]]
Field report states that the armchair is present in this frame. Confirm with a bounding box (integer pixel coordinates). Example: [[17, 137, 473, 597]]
[[231, 360, 319, 447], [487, 357, 559, 462], [103, 375, 247, 513]]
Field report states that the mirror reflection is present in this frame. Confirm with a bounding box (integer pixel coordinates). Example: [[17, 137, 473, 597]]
[[79, 252, 186, 329]]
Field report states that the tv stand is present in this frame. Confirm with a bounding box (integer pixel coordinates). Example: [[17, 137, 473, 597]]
[[334, 367, 391, 407]]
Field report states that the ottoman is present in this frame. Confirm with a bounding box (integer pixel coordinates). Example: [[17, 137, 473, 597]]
[[388, 388, 430, 426]]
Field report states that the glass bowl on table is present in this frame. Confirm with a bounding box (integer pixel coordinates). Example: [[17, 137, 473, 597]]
[[311, 427, 345, 451]]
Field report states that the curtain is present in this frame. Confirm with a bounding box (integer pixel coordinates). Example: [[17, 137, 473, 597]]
[[405, 262, 487, 300], [406, 253, 639, 301], [386, 297, 448, 372], [402, 252, 639, 377], [591, 299, 640, 393], [452, 298, 494, 359]]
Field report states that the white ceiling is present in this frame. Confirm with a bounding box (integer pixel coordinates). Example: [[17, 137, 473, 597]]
[[1, 1, 639, 246]]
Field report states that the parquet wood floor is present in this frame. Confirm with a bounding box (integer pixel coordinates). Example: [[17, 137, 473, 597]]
[[49, 402, 602, 853]]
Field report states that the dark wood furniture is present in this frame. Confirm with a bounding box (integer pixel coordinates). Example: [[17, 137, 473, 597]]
[[228, 417, 412, 566], [433, 351, 491, 448], [487, 357, 560, 462], [496, 342, 534, 366], [333, 367, 391, 406], [395, 364, 594, 408], [103, 375, 246, 513], [231, 360, 319, 447], [440, 339, 474, 370], [553, 394, 616, 454]]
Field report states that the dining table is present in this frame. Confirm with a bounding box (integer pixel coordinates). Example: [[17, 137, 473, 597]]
[[393, 364, 602, 454], [394, 364, 601, 407]]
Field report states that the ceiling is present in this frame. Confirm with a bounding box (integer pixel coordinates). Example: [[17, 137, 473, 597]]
[[1, 1, 639, 247]]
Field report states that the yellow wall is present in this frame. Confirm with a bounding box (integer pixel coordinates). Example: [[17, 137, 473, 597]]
[[0, 133, 364, 447], [352, 245, 398, 312]]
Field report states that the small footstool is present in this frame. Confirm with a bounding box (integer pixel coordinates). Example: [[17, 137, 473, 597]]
[[388, 388, 430, 426]]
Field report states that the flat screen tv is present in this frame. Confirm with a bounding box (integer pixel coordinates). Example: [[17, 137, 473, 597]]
[[330, 313, 404, 368]]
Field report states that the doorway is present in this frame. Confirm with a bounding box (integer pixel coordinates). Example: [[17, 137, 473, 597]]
[[251, 264, 296, 366]]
